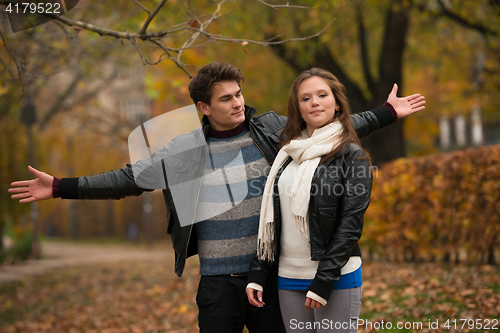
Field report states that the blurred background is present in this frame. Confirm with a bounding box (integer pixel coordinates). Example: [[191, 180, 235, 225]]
[[1, 1, 499, 331], [1, 0, 499, 262], [1, 0, 499, 263]]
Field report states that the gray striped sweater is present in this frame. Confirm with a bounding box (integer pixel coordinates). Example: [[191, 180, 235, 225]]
[[195, 126, 270, 275]]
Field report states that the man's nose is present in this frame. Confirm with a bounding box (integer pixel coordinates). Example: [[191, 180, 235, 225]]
[[233, 97, 242, 107]]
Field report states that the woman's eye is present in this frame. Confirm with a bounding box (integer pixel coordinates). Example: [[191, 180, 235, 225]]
[[319, 94, 327, 98], [302, 97, 310, 101]]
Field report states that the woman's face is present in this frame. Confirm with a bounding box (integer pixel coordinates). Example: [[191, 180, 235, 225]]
[[297, 76, 337, 137]]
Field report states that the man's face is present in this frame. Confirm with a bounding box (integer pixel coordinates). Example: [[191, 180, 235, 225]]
[[197, 80, 245, 131]]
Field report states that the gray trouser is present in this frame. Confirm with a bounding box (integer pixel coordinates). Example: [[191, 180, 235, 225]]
[[278, 287, 362, 333]]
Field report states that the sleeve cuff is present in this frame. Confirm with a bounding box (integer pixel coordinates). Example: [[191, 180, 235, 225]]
[[383, 102, 398, 123], [247, 269, 268, 289], [246, 283, 263, 292], [59, 177, 80, 199], [306, 290, 327, 306], [52, 177, 61, 198], [308, 277, 335, 301]]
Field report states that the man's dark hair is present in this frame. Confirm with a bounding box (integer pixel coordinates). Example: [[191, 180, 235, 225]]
[[189, 62, 245, 106]]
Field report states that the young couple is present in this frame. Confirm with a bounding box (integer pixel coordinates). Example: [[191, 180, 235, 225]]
[[9, 62, 425, 333]]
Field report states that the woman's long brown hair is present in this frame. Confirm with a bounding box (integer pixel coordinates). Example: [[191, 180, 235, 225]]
[[279, 68, 365, 164]]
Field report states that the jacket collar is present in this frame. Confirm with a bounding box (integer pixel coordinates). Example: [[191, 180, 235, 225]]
[[201, 105, 259, 135]]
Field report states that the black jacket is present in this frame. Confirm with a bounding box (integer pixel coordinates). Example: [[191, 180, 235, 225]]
[[248, 143, 372, 300], [59, 104, 392, 277]]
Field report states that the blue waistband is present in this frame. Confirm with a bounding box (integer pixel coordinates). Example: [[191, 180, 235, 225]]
[[278, 266, 362, 290]]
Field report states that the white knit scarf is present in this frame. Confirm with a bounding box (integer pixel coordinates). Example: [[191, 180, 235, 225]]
[[257, 121, 343, 261]]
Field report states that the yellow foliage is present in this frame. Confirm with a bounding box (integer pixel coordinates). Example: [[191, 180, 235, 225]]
[[363, 144, 500, 263], [176, 304, 189, 314]]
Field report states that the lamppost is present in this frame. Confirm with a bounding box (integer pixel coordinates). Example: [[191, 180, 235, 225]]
[[21, 99, 41, 259]]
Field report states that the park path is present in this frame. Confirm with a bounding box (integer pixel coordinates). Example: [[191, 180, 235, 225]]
[[0, 240, 170, 282]]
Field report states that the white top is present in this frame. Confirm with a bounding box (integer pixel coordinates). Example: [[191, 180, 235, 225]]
[[278, 159, 361, 279]]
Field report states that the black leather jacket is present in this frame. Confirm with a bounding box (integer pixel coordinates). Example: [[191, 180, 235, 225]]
[[248, 143, 372, 301], [59, 104, 392, 277]]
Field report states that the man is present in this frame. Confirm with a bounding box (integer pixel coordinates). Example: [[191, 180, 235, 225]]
[[9, 62, 425, 332]]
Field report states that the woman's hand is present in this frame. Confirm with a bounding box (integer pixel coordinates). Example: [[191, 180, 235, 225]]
[[9, 166, 54, 203], [246, 287, 265, 308], [305, 297, 324, 311]]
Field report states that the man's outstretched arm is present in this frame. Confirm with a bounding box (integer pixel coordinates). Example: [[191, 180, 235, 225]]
[[9, 164, 147, 203]]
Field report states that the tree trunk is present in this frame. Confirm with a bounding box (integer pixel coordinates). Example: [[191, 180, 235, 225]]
[[487, 235, 496, 265], [268, 0, 411, 165], [0, 220, 4, 251], [362, 0, 409, 165]]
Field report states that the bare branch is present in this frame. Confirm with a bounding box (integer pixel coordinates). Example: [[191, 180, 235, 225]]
[[39, 71, 83, 129], [40, 69, 119, 130], [0, 53, 16, 79], [256, 0, 323, 10], [140, 0, 168, 35], [52, 20, 72, 40], [187, 20, 334, 46], [0, 27, 25, 93], [149, 40, 193, 77], [0, 0, 168, 39], [177, 0, 226, 62], [132, 0, 150, 15], [0, 0, 333, 78], [436, 0, 499, 37], [129, 37, 147, 65]]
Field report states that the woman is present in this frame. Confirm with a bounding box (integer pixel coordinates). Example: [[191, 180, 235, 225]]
[[246, 68, 371, 333]]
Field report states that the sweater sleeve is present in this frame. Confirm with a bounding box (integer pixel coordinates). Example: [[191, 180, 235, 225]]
[[52, 177, 61, 198]]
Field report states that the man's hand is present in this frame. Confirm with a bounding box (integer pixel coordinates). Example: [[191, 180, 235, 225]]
[[9, 166, 54, 203], [246, 287, 265, 308], [305, 297, 324, 311], [387, 83, 426, 119]]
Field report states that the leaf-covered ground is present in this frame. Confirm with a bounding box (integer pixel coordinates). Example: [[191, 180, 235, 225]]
[[1, 255, 499, 332]]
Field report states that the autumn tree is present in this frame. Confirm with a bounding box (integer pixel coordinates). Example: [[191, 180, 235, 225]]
[[0, 0, 329, 247], [256, 0, 500, 164]]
